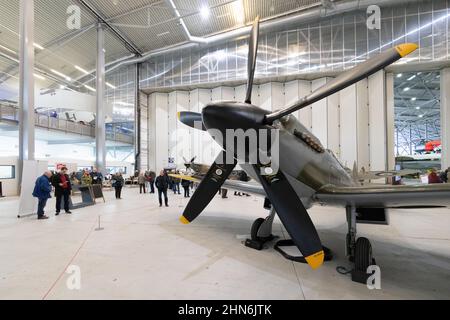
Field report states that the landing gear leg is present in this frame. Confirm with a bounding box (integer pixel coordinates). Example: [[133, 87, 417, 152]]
[[245, 207, 277, 250], [345, 205, 377, 284], [346, 205, 357, 261]]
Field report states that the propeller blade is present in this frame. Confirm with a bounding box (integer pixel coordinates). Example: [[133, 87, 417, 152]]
[[265, 43, 418, 123], [183, 156, 188, 163], [190, 156, 197, 163], [180, 151, 237, 224], [178, 111, 206, 131], [253, 165, 324, 269], [245, 17, 260, 104]]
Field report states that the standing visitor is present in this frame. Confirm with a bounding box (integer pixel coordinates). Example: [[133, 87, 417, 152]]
[[182, 179, 191, 198], [155, 170, 170, 207], [52, 167, 72, 215], [138, 172, 146, 194], [32, 171, 53, 220], [113, 172, 124, 199]]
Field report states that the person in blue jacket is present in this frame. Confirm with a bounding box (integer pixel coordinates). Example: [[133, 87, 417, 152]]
[[32, 171, 53, 220]]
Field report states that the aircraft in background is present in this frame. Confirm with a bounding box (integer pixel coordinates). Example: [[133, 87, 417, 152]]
[[171, 18, 450, 278], [414, 140, 442, 154]]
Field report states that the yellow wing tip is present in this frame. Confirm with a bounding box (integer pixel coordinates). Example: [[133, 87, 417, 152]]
[[305, 250, 325, 270], [395, 43, 418, 57], [179, 216, 190, 225]]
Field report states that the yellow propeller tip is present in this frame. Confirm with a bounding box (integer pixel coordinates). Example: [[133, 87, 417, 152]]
[[177, 112, 181, 120], [395, 43, 418, 57], [305, 250, 325, 270], [179, 216, 190, 225]]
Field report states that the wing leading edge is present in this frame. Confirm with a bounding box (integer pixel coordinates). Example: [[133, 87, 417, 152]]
[[315, 184, 450, 208]]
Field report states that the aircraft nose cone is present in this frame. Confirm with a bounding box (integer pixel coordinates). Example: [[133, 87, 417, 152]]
[[202, 102, 269, 132]]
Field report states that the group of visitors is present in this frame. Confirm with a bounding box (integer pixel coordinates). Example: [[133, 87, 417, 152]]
[[33, 164, 249, 219], [32, 167, 74, 220], [137, 171, 156, 194]]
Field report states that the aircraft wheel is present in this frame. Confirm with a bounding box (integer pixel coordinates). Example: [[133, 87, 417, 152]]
[[354, 237, 373, 271], [251, 218, 265, 241]]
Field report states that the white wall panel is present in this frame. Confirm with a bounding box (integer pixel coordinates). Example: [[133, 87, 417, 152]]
[[235, 85, 247, 102], [340, 85, 358, 168], [386, 73, 395, 170], [168, 92, 178, 162], [139, 91, 149, 171], [154, 93, 169, 171], [369, 71, 387, 171], [327, 91, 340, 157], [148, 94, 156, 171], [311, 78, 328, 147], [212, 87, 235, 102], [285, 80, 299, 119], [259, 82, 284, 112], [441, 68, 450, 170], [298, 80, 312, 129], [357, 80, 369, 171], [190, 89, 213, 164]]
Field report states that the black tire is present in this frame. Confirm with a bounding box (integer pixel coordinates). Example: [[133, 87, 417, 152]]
[[354, 237, 373, 271], [251, 218, 265, 241]]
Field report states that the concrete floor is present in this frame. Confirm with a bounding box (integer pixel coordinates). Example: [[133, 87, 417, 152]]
[[0, 187, 449, 300]]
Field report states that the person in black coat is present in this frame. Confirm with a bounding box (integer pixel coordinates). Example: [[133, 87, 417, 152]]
[[181, 179, 191, 198], [112, 172, 124, 199], [52, 167, 72, 215], [155, 170, 170, 207]]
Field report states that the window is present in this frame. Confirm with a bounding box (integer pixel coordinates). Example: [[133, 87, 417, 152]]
[[0, 165, 15, 179]]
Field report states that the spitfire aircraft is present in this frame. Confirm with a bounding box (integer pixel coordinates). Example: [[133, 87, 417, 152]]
[[172, 17, 450, 273]]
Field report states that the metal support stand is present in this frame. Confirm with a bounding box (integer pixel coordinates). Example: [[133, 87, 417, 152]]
[[245, 207, 277, 251], [346, 205, 357, 261], [95, 215, 104, 231], [257, 207, 276, 239]]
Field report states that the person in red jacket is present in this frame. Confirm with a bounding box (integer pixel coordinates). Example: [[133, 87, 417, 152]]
[[428, 169, 443, 184]]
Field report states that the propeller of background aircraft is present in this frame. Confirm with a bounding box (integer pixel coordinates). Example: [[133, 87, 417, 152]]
[[177, 17, 418, 269]]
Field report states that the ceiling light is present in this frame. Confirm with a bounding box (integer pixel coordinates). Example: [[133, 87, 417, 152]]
[[75, 65, 90, 75], [33, 73, 46, 80], [407, 75, 416, 81], [33, 43, 44, 50], [106, 82, 116, 89], [59, 85, 66, 90], [84, 84, 96, 92], [416, 107, 420, 110], [51, 69, 71, 81], [200, 6, 210, 19], [403, 87, 410, 92], [397, 74, 403, 78], [411, 97, 416, 101], [418, 114, 424, 118]]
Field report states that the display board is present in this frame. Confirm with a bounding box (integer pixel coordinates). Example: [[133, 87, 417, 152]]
[[18, 160, 49, 218], [91, 184, 105, 203], [71, 185, 95, 209]]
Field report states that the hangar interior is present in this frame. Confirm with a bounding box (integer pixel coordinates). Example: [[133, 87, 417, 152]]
[[1, 0, 450, 300]]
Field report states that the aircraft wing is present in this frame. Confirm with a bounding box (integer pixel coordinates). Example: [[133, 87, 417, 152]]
[[169, 174, 266, 197], [315, 184, 450, 208]]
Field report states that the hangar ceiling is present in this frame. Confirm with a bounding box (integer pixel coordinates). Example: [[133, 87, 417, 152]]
[[0, 0, 324, 90]]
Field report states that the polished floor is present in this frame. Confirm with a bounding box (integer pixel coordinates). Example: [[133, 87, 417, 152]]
[[0, 186, 449, 300]]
